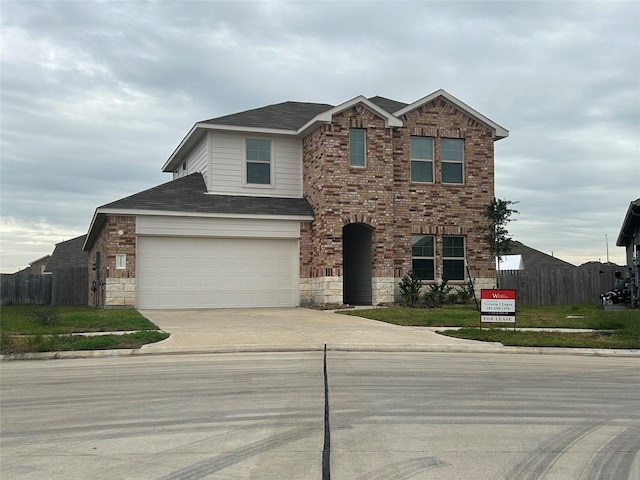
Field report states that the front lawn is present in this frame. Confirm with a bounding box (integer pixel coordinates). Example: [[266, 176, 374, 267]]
[[340, 304, 640, 349], [0, 305, 168, 354]]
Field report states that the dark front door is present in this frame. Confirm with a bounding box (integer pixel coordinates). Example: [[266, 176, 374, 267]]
[[342, 223, 372, 305]]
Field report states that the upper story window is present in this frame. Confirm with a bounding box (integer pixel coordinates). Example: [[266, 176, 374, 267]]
[[442, 236, 465, 280], [411, 234, 435, 280], [349, 128, 366, 167], [245, 138, 272, 185], [410, 136, 434, 182], [441, 138, 464, 184]]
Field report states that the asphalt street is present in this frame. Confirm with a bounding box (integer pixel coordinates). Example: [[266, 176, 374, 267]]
[[1, 352, 639, 479]]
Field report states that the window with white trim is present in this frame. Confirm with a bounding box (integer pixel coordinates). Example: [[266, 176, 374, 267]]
[[245, 138, 272, 185], [442, 236, 465, 280], [115, 254, 127, 270], [349, 128, 366, 167], [441, 138, 464, 184], [411, 234, 435, 280], [410, 136, 434, 182]]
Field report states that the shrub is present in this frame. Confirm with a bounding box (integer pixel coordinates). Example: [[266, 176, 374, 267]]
[[424, 278, 453, 307], [399, 272, 423, 307], [455, 278, 477, 305]]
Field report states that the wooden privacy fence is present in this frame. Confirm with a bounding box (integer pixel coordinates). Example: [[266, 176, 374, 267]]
[[497, 264, 623, 305], [1, 267, 88, 306], [50, 267, 88, 306], [1, 272, 52, 306]]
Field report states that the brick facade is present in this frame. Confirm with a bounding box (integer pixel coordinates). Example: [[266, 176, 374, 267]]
[[87, 215, 136, 307], [87, 95, 500, 308], [300, 99, 497, 305]]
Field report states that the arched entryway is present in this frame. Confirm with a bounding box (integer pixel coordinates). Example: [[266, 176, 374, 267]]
[[342, 223, 372, 305]]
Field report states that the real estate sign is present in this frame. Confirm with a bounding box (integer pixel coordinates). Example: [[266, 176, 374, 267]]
[[481, 289, 516, 325]]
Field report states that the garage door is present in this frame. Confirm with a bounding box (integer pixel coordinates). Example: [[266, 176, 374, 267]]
[[136, 237, 299, 309]]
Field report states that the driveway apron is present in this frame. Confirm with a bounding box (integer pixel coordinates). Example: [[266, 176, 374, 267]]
[[139, 307, 487, 354]]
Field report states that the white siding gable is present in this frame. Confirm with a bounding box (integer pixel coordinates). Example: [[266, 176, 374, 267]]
[[173, 135, 209, 187], [208, 130, 303, 198]]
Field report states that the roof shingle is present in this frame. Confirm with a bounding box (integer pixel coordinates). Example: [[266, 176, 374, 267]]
[[99, 173, 314, 217], [202, 101, 334, 131]]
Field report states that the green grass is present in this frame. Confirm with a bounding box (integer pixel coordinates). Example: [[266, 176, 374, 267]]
[[1, 331, 169, 354], [0, 305, 159, 334], [340, 303, 640, 349], [443, 329, 640, 349], [0, 305, 168, 354]]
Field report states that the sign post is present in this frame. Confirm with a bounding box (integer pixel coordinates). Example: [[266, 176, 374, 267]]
[[480, 289, 516, 330]]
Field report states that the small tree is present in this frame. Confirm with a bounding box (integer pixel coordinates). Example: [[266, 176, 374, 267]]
[[482, 197, 519, 288]]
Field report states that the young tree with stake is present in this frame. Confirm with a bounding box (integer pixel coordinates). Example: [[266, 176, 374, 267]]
[[482, 198, 519, 288]]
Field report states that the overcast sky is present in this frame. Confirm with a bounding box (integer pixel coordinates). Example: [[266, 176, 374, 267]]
[[1, 0, 639, 272]]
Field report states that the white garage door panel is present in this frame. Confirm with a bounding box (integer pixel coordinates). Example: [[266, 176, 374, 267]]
[[137, 237, 298, 309]]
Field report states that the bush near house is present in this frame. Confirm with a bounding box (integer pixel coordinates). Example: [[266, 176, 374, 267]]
[[398, 273, 477, 308]]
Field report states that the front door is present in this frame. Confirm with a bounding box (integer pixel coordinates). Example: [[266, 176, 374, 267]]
[[342, 223, 372, 305]]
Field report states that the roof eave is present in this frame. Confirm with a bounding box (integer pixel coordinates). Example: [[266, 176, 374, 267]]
[[97, 207, 313, 220], [162, 123, 300, 173], [394, 89, 509, 141], [161, 123, 204, 173], [616, 199, 640, 246], [83, 210, 107, 252], [199, 124, 298, 136], [297, 96, 403, 135]]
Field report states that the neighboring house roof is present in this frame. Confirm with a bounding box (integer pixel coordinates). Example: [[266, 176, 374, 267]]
[[162, 89, 510, 172], [579, 260, 623, 269], [29, 254, 50, 267], [616, 198, 640, 247], [506, 241, 576, 270], [45, 235, 88, 272], [84, 173, 314, 251]]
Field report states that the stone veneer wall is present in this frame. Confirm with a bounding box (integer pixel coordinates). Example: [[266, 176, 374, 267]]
[[301, 99, 497, 305], [87, 215, 137, 307]]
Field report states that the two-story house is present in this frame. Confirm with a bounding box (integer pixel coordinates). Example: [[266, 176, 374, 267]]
[[83, 89, 508, 309]]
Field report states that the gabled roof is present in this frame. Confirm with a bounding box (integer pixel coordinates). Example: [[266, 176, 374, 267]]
[[45, 235, 88, 271], [162, 89, 509, 172], [505, 241, 577, 270], [393, 89, 509, 140], [29, 254, 50, 266], [616, 198, 640, 247], [84, 174, 314, 251]]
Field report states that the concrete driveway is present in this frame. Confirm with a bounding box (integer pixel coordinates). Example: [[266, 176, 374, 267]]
[[139, 307, 489, 355]]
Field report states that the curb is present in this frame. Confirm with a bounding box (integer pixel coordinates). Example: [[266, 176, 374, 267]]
[[2, 344, 639, 361]]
